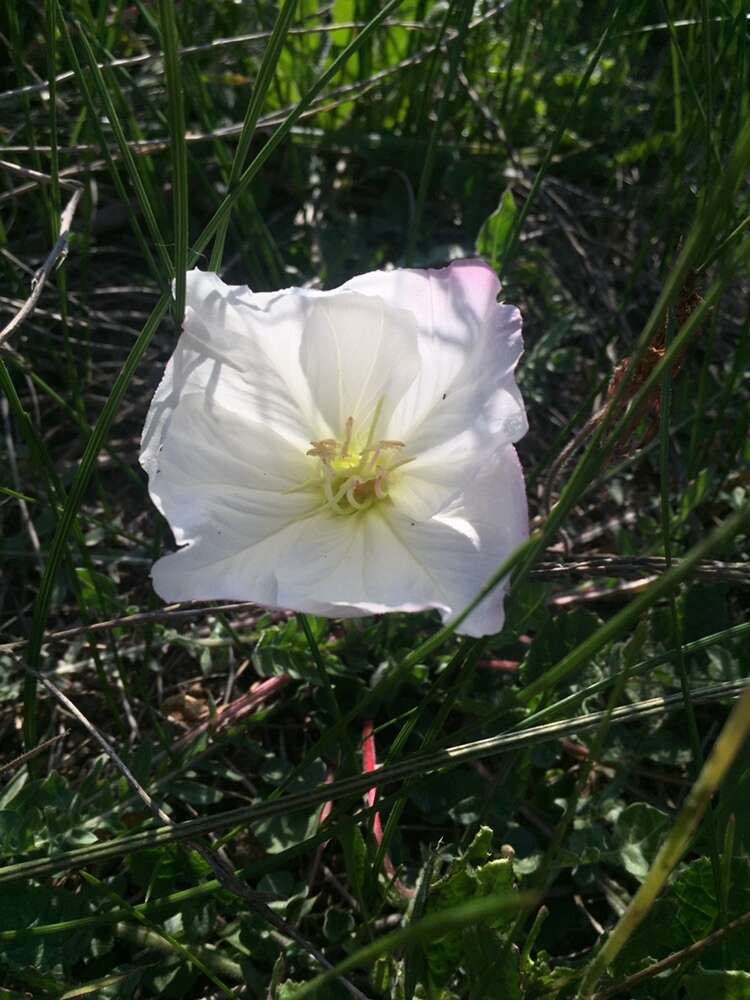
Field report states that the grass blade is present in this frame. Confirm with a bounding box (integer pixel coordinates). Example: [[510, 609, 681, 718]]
[[157, 0, 189, 322]]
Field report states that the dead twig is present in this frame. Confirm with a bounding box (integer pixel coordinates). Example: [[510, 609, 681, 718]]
[[31, 669, 370, 1000], [0, 21, 428, 105], [1, 556, 745, 655], [0, 602, 289, 653], [0, 730, 67, 777], [172, 674, 294, 750], [0, 182, 83, 348], [543, 273, 704, 512], [591, 908, 750, 999]]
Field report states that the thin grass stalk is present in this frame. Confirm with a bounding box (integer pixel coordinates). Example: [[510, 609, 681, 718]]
[[45, 0, 80, 416], [516, 620, 750, 734], [404, 0, 465, 264], [60, 10, 169, 283], [298, 613, 358, 775], [81, 872, 238, 999], [659, 1, 721, 169], [498, 1, 626, 278], [517, 503, 749, 706], [513, 624, 646, 942], [658, 309, 725, 928], [372, 638, 486, 879], [157, 0, 189, 323], [576, 687, 750, 997], [23, 296, 169, 748], [21, 0, 404, 749], [3, 675, 748, 887], [209, 0, 299, 270], [289, 892, 534, 998]]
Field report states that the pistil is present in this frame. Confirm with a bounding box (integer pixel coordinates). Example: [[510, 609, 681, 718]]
[[305, 413, 406, 515]]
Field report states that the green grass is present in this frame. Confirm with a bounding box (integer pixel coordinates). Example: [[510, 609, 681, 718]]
[[1, 2, 749, 997]]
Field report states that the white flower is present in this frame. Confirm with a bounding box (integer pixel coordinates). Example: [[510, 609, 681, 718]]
[[140, 260, 528, 637]]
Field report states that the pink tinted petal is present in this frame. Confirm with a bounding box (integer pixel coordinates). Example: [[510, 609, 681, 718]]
[[342, 259, 526, 485]]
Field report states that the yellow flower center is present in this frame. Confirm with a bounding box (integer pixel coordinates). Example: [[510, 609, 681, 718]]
[[306, 412, 408, 515]]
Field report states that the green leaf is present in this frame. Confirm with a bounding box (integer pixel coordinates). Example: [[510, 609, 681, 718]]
[[612, 803, 669, 881], [476, 189, 517, 271], [0, 807, 41, 855], [685, 967, 750, 999], [463, 929, 520, 1000], [616, 858, 750, 976], [521, 609, 603, 687], [323, 907, 355, 943], [0, 884, 96, 973], [714, 741, 750, 854], [166, 779, 225, 806], [74, 568, 121, 615], [502, 580, 551, 638], [423, 828, 519, 988], [254, 760, 327, 854]]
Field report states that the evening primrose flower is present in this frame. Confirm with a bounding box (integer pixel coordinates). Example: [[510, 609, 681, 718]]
[[140, 260, 528, 637]]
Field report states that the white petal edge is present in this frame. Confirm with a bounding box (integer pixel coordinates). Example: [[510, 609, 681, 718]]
[[151, 443, 528, 638]]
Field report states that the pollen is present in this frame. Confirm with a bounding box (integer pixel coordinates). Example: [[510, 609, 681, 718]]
[[306, 415, 408, 516]]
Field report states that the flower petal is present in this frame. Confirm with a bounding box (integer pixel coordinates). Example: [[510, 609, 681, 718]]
[[141, 271, 320, 479], [148, 393, 315, 548], [152, 442, 527, 638], [143, 265, 528, 635], [342, 258, 526, 446], [298, 292, 420, 437], [383, 444, 529, 635]]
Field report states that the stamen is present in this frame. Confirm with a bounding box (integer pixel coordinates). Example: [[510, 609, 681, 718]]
[[374, 474, 387, 500], [307, 439, 338, 459], [304, 410, 406, 515], [346, 479, 367, 510], [323, 472, 357, 514]]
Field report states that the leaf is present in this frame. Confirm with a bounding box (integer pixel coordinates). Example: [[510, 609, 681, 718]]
[[464, 929, 520, 1000], [423, 828, 519, 988], [74, 567, 122, 615], [166, 778, 224, 806], [126, 846, 211, 896], [476, 189, 517, 270], [615, 858, 750, 976], [685, 967, 750, 999], [0, 807, 42, 854], [612, 803, 669, 881], [0, 884, 96, 973], [254, 760, 326, 853], [404, 848, 440, 1000], [323, 907, 355, 943], [502, 580, 551, 638], [521, 609, 603, 688], [714, 741, 750, 854]]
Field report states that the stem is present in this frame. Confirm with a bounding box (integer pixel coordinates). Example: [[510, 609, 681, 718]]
[[577, 687, 750, 997]]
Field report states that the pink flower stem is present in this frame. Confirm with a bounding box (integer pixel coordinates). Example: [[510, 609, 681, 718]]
[[362, 720, 414, 899]]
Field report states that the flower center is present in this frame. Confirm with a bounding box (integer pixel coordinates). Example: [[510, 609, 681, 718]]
[[306, 414, 407, 515]]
